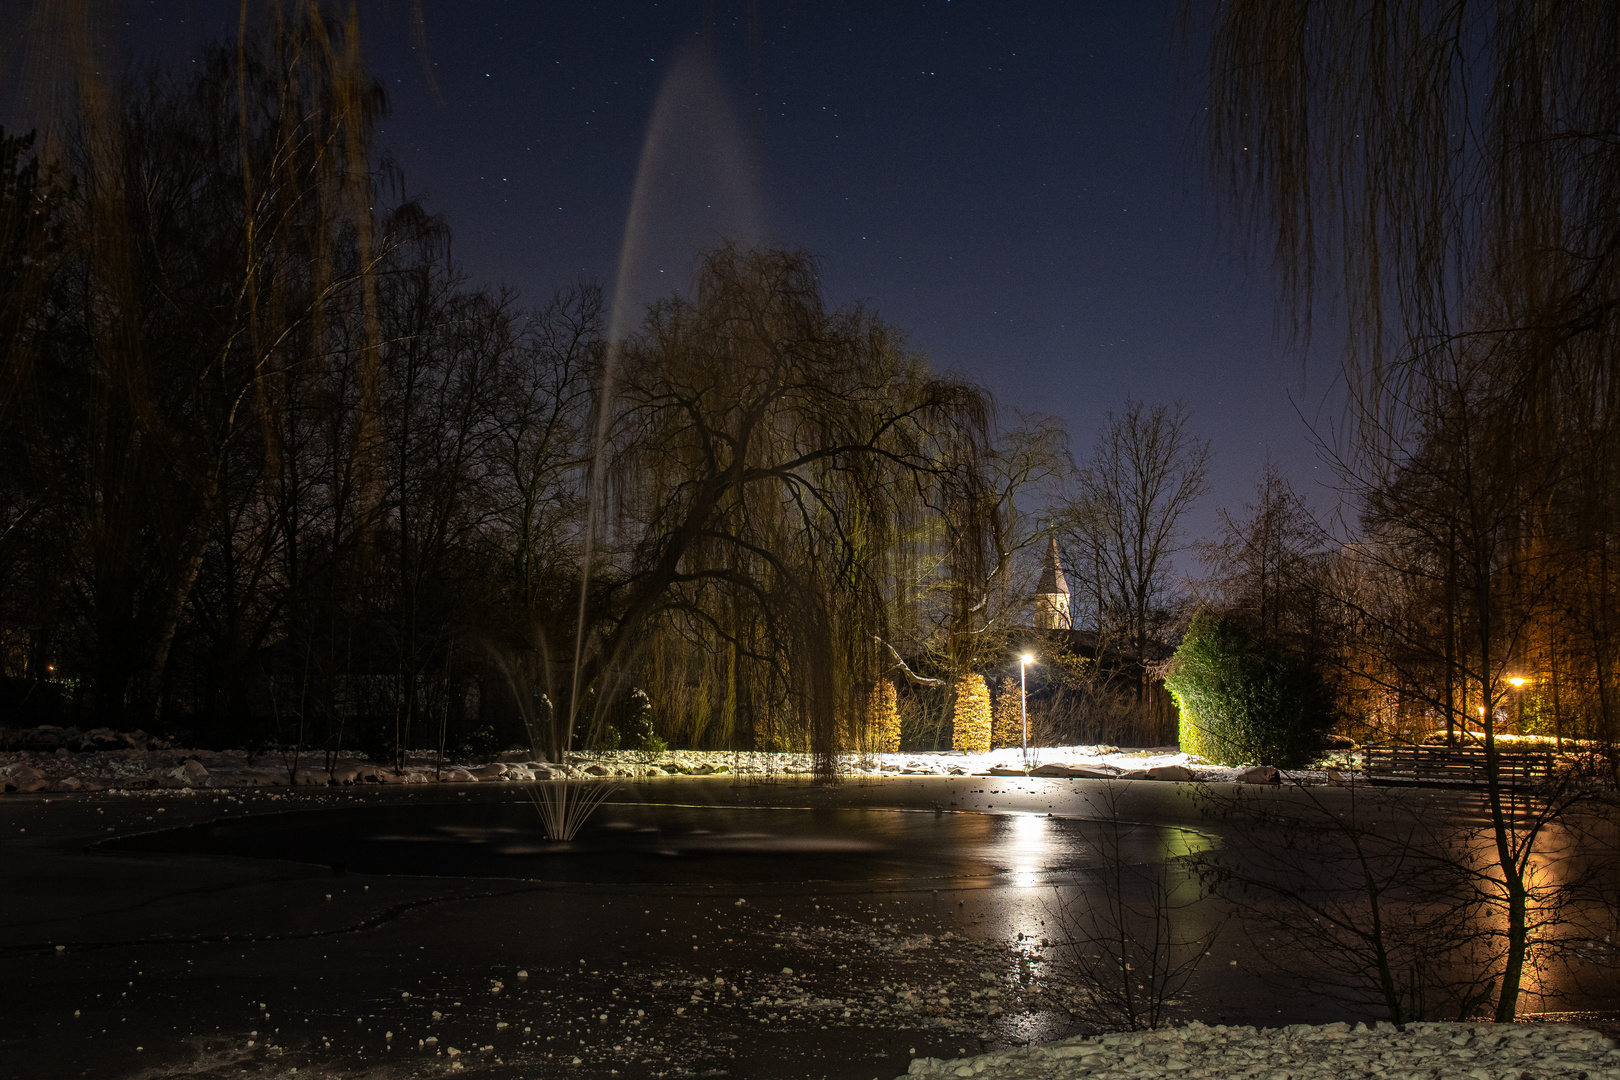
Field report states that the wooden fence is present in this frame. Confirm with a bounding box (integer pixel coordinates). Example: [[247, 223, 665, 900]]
[[1363, 744, 1556, 787]]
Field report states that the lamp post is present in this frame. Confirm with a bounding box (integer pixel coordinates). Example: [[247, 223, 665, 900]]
[[1020, 652, 1035, 765], [1507, 676, 1526, 737]]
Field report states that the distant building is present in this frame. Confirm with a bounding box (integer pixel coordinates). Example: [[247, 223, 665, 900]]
[[1033, 533, 1072, 630], [1004, 536, 1180, 745]]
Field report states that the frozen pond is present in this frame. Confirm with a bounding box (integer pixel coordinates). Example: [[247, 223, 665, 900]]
[[101, 797, 1216, 887], [6, 779, 1615, 1079]]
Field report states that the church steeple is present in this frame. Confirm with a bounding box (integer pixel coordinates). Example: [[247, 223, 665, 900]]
[[1034, 533, 1071, 630]]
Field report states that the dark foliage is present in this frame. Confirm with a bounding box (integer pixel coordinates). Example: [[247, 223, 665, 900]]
[[0, 28, 1005, 779]]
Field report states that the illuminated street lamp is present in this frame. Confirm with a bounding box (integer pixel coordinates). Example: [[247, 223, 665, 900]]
[[1506, 676, 1527, 736], [1020, 652, 1036, 764]]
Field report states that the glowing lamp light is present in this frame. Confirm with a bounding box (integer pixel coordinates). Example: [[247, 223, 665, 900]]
[[1020, 652, 1035, 666], [1507, 677, 1526, 688]]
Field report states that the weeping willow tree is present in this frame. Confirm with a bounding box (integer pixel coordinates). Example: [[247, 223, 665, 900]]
[[1198, 0, 1620, 1021], [558, 245, 993, 776]]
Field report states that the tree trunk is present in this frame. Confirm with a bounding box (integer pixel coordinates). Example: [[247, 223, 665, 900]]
[[140, 475, 220, 726]]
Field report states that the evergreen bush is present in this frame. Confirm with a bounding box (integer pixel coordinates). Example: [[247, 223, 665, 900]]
[[1166, 612, 1336, 768], [568, 688, 667, 753], [612, 689, 667, 753]]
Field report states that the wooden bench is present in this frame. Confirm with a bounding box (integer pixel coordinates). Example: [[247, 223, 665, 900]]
[[1363, 743, 1555, 787]]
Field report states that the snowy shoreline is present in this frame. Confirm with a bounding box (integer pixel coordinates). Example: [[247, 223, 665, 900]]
[[0, 737, 1350, 793], [899, 1020, 1620, 1080]]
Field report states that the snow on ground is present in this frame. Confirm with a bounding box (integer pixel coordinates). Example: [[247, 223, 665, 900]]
[[0, 731, 1354, 793], [898, 1020, 1620, 1080]]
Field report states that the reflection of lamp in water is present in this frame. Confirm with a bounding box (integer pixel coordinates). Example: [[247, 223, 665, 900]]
[[1008, 812, 1048, 889], [1020, 653, 1036, 764]]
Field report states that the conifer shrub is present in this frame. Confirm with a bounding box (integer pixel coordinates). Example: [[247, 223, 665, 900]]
[[1166, 612, 1336, 768], [952, 673, 992, 754], [993, 676, 1025, 748], [569, 688, 667, 753], [867, 680, 901, 752], [613, 689, 668, 753]]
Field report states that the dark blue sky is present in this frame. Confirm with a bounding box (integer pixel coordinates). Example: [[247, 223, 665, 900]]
[[23, 0, 1342, 550]]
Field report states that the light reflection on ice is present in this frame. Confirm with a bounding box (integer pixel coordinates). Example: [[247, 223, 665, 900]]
[[987, 813, 1059, 952], [1003, 813, 1051, 890]]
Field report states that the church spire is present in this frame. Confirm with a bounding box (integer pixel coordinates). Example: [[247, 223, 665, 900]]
[[1034, 533, 1071, 630]]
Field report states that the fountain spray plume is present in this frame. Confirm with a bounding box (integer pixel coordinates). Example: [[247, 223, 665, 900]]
[[486, 626, 620, 841], [488, 622, 561, 760], [525, 778, 620, 843], [565, 38, 763, 754], [492, 41, 761, 840]]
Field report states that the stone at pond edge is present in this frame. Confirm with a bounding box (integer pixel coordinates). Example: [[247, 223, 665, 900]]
[[982, 763, 1123, 778], [1235, 765, 1279, 784], [3, 764, 49, 792], [1032, 763, 1121, 779]]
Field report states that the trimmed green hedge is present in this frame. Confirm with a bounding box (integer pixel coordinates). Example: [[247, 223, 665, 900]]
[[1166, 612, 1336, 768]]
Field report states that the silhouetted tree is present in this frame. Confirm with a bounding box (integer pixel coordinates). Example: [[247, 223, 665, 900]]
[[1198, 0, 1620, 1017], [567, 245, 994, 773], [1060, 399, 1209, 701]]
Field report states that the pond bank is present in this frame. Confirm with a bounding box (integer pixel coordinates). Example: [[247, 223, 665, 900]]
[[899, 1020, 1620, 1080], [1, 739, 1355, 793]]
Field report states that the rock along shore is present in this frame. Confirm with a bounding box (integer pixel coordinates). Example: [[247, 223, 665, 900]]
[[899, 1020, 1620, 1080]]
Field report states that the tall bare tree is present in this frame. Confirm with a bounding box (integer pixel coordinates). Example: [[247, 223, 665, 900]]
[[1061, 400, 1209, 700], [1198, 462, 1328, 643], [887, 410, 1068, 749]]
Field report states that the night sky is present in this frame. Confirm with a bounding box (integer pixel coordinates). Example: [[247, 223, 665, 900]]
[[14, 0, 1339, 549]]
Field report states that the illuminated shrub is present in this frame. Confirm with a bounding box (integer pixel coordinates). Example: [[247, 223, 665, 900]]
[[952, 673, 992, 754], [867, 680, 901, 753], [993, 676, 1025, 748]]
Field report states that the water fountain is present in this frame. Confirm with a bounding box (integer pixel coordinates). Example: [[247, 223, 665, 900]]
[[491, 40, 765, 838]]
